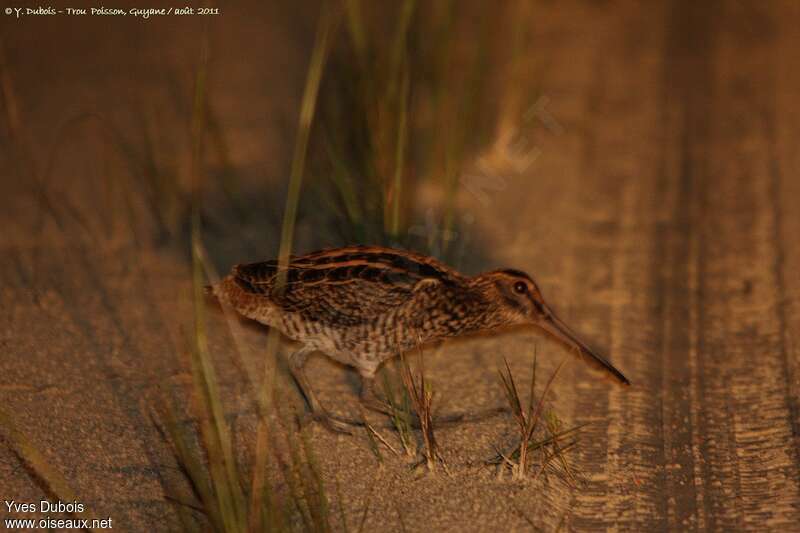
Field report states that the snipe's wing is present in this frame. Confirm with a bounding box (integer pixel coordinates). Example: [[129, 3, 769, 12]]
[[232, 246, 465, 327]]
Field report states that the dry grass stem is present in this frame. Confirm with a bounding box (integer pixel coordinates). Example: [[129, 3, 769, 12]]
[[492, 352, 582, 482], [399, 352, 447, 472], [381, 367, 415, 456]]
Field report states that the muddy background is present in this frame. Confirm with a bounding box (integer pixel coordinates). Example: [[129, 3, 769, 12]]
[[2, 1, 800, 531]]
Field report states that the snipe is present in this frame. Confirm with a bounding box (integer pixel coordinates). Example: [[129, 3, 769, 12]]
[[209, 245, 629, 432]]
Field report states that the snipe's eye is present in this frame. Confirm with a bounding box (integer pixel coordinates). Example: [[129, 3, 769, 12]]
[[513, 281, 528, 294]]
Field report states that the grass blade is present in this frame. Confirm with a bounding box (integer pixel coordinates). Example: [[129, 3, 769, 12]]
[[524, 360, 566, 445], [389, 65, 409, 238], [277, 3, 333, 285], [526, 348, 537, 423]]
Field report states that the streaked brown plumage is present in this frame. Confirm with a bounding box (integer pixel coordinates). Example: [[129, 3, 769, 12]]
[[209, 244, 629, 432]]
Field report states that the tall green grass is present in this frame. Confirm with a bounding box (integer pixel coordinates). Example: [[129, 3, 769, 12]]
[[156, 225, 346, 532], [310, 1, 538, 259], [156, 7, 352, 532]]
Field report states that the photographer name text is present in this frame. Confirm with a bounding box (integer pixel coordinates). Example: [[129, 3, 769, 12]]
[[5, 6, 221, 19], [3, 500, 113, 530]]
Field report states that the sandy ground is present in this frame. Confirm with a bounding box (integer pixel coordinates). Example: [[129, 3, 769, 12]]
[[2, 1, 800, 531]]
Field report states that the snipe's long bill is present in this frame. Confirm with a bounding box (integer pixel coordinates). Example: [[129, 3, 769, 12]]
[[209, 245, 630, 433]]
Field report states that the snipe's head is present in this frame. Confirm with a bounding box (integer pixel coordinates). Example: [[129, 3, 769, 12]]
[[477, 269, 630, 386], [477, 269, 550, 326]]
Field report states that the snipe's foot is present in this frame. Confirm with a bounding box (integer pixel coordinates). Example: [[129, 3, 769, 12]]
[[364, 405, 463, 429], [299, 409, 363, 435], [370, 406, 508, 429], [361, 397, 396, 417], [360, 375, 406, 418], [316, 413, 354, 434]]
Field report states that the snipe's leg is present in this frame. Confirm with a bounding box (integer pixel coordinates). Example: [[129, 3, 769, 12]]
[[287, 346, 352, 434]]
